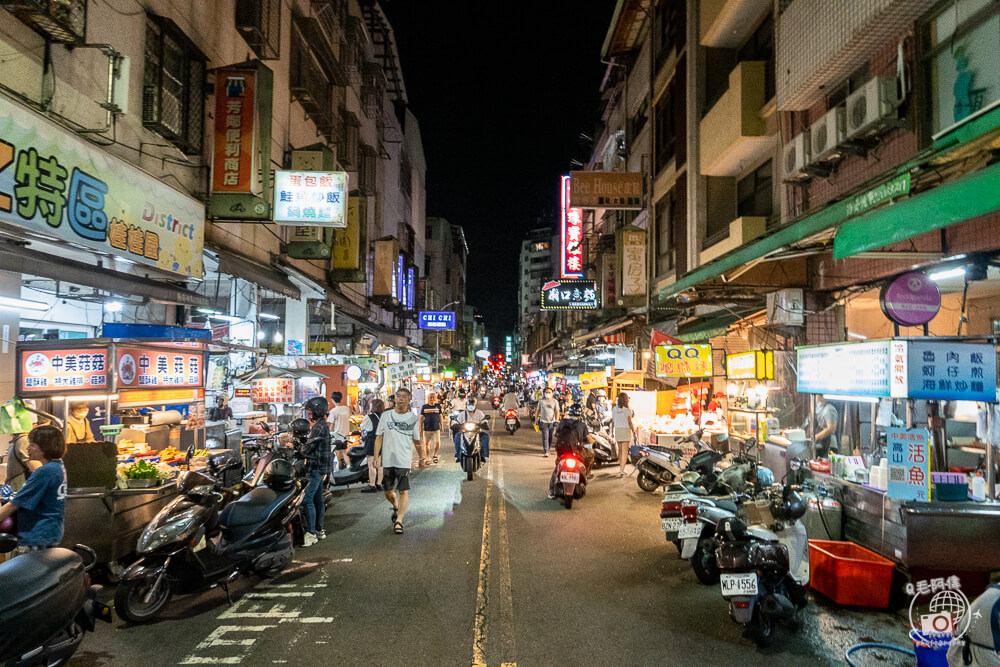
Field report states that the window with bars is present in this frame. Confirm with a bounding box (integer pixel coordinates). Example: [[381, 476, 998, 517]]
[[400, 151, 412, 200], [655, 191, 676, 275], [235, 0, 281, 60], [654, 59, 685, 174], [654, 0, 685, 71], [737, 160, 774, 218], [338, 109, 360, 168], [289, 22, 336, 141], [359, 144, 377, 196], [143, 16, 206, 155]]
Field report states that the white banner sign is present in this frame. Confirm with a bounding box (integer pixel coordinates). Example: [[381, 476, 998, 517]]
[[385, 360, 417, 382]]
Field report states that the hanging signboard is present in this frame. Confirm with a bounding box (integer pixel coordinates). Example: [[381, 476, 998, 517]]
[[569, 171, 643, 209], [330, 194, 366, 281], [655, 344, 713, 378], [118, 388, 204, 408], [211, 69, 257, 193], [725, 351, 774, 380], [905, 341, 996, 402], [272, 171, 348, 227], [580, 370, 607, 390], [115, 347, 205, 390], [886, 427, 931, 501], [560, 175, 584, 278], [418, 311, 456, 330], [372, 239, 399, 298], [540, 279, 599, 310], [796, 341, 893, 397], [880, 271, 941, 327], [0, 95, 204, 277], [19, 347, 109, 394], [385, 360, 418, 382], [251, 377, 295, 404], [619, 227, 647, 297]]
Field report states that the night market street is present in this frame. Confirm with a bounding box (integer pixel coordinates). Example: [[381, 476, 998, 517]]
[[70, 408, 909, 667]]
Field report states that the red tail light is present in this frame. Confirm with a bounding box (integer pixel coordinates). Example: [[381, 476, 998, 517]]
[[734, 601, 750, 608], [680, 504, 698, 521], [506, 410, 518, 417], [661, 500, 682, 513], [565, 458, 578, 470]]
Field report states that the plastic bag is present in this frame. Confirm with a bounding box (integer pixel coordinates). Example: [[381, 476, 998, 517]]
[[0, 399, 33, 434]]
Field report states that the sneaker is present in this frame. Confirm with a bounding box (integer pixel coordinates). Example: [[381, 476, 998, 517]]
[[317, 530, 327, 540], [543, 453, 549, 457], [376, 483, 384, 491], [302, 532, 318, 547], [547, 493, 556, 499]]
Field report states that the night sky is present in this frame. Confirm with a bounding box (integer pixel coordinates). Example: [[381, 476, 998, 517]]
[[383, 1, 615, 342]]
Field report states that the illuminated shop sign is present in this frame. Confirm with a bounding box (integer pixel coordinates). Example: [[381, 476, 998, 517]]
[[273, 170, 347, 226], [560, 175, 583, 278], [540, 279, 598, 310]]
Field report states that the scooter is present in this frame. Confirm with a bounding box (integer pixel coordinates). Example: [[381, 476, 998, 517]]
[[550, 448, 587, 509], [453, 420, 487, 481], [504, 409, 520, 435], [715, 474, 810, 647], [0, 538, 111, 666], [114, 454, 303, 623], [491, 396, 502, 411], [590, 428, 619, 467], [635, 429, 718, 493], [330, 434, 369, 486]]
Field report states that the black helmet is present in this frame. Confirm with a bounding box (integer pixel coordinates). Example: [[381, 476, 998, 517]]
[[303, 397, 329, 420], [264, 458, 295, 492], [566, 403, 583, 418], [774, 487, 806, 521], [458, 389, 467, 397], [290, 418, 311, 437]]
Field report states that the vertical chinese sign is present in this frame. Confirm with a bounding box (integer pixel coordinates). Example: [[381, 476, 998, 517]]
[[560, 175, 583, 278], [211, 69, 256, 193], [886, 427, 931, 501], [621, 228, 647, 296]]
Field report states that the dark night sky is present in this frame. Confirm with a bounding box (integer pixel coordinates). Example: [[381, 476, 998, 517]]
[[383, 1, 615, 342]]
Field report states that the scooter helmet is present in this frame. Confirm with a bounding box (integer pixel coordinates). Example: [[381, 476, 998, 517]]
[[263, 458, 295, 492], [756, 466, 775, 488], [458, 389, 467, 398], [719, 516, 749, 541], [290, 418, 311, 437], [566, 403, 583, 418], [775, 487, 806, 521], [679, 471, 700, 486], [303, 397, 329, 420]]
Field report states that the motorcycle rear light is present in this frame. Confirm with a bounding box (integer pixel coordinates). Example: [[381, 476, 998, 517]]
[[638, 450, 650, 457], [565, 458, 578, 470], [680, 505, 698, 521], [662, 500, 682, 513], [734, 601, 750, 609]]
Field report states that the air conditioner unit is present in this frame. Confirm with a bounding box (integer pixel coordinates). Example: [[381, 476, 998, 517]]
[[845, 77, 900, 140], [810, 105, 846, 161], [782, 133, 811, 180], [767, 288, 804, 326]]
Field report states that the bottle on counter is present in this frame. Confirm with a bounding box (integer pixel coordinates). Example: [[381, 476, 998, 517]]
[[971, 471, 987, 501]]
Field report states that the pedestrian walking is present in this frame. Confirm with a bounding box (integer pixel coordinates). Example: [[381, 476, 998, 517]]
[[611, 392, 637, 477], [301, 397, 332, 546], [329, 392, 352, 471], [534, 387, 561, 457], [360, 398, 386, 493], [419, 392, 443, 465], [374, 387, 420, 535], [0, 424, 68, 554]]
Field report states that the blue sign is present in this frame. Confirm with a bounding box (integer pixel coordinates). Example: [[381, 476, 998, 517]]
[[418, 311, 456, 330], [906, 342, 996, 402], [886, 427, 931, 501], [102, 324, 212, 340]]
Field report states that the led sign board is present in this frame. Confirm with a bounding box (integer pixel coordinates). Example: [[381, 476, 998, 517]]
[[540, 279, 598, 310], [560, 175, 583, 278], [273, 171, 347, 226], [418, 311, 456, 330], [654, 345, 713, 378]]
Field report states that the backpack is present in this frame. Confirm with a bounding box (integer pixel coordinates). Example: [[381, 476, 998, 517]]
[[554, 419, 581, 448], [363, 413, 380, 450]]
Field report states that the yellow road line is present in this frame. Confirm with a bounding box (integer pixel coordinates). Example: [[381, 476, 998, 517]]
[[472, 461, 492, 665], [497, 457, 516, 663]]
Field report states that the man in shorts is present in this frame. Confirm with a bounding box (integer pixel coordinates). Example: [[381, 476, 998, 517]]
[[374, 387, 420, 534], [419, 392, 442, 466], [329, 391, 352, 471]]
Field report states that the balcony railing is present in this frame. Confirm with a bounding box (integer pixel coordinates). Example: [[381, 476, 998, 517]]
[[700, 61, 771, 177], [699, 216, 766, 265]]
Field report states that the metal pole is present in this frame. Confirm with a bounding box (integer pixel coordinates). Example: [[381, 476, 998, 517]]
[[906, 399, 914, 428], [809, 394, 816, 459], [988, 405, 996, 500]]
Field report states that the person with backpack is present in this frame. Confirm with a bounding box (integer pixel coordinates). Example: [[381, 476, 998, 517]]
[[360, 398, 386, 493], [548, 403, 595, 497]]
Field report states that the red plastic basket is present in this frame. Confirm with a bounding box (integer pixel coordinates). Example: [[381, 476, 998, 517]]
[[808, 540, 895, 608]]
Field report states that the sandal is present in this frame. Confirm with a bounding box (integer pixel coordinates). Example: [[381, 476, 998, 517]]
[[433, 455, 439, 464], [391, 506, 398, 522], [393, 521, 404, 534]]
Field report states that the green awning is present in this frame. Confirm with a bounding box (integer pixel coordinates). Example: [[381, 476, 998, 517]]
[[833, 162, 1000, 260], [676, 326, 729, 343], [676, 312, 740, 342]]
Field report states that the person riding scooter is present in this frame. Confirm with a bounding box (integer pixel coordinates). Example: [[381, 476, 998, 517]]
[[548, 404, 595, 495], [452, 398, 490, 462]]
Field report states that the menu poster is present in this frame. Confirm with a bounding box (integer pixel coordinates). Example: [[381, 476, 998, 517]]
[[186, 403, 205, 431], [20, 348, 109, 394], [252, 378, 295, 404], [886, 427, 931, 502], [116, 347, 205, 389]]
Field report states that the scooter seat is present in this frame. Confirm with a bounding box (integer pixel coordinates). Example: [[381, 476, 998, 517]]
[[347, 445, 366, 459], [220, 487, 293, 529], [714, 499, 739, 514]]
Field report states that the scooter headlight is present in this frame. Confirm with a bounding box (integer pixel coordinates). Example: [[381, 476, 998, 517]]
[[464, 422, 476, 432], [138, 506, 205, 553]]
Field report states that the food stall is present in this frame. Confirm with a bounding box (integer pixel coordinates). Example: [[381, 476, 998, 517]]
[[14, 338, 216, 564], [795, 337, 1000, 590], [234, 364, 328, 429]]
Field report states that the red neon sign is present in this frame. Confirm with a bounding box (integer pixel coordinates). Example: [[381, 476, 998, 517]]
[[561, 175, 583, 278]]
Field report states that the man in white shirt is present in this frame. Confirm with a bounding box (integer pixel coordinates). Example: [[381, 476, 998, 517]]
[[374, 387, 421, 534], [328, 392, 352, 471]]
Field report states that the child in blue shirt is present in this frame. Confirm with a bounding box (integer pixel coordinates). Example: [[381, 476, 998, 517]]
[[0, 425, 68, 548]]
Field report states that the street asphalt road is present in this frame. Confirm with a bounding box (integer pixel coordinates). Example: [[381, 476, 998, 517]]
[[71, 404, 912, 666]]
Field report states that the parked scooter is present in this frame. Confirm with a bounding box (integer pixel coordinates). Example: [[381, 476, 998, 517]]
[[504, 409, 520, 435], [330, 436, 369, 486], [0, 537, 111, 666], [636, 429, 716, 493], [715, 473, 810, 647], [452, 419, 488, 481], [114, 455, 303, 623]]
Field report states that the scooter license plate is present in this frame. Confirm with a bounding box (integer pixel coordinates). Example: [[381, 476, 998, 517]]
[[662, 517, 682, 533], [507, 419, 518, 426], [559, 472, 580, 483], [678, 522, 701, 540], [720, 572, 758, 597]]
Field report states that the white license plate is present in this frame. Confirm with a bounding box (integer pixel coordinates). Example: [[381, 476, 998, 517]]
[[720, 572, 758, 597], [560, 472, 580, 483], [507, 419, 518, 425], [678, 522, 702, 539], [680, 538, 698, 559], [662, 517, 682, 532]]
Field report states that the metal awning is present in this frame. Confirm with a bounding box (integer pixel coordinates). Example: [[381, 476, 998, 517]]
[[1, 242, 210, 307], [214, 247, 300, 299], [573, 317, 633, 345], [833, 161, 1000, 260], [533, 337, 559, 356]]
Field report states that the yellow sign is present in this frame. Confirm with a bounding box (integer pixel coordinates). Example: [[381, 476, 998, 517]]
[[580, 371, 607, 391], [333, 196, 361, 269], [118, 388, 204, 408], [308, 341, 333, 354], [655, 344, 713, 378], [725, 351, 774, 380]]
